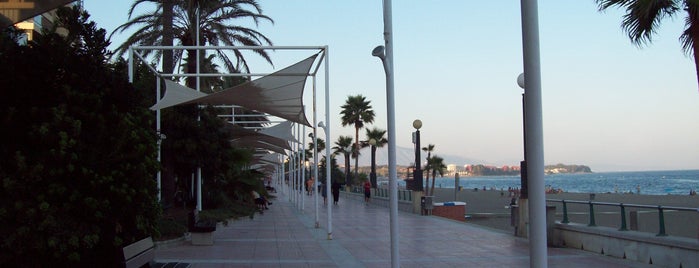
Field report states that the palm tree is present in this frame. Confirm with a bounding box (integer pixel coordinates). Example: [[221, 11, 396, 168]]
[[422, 144, 435, 194], [596, 0, 699, 88], [307, 133, 326, 159], [306, 133, 325, 178], [112, 0, 274, 86], [332, 136, 353, 185], [365, 127, 387, 188], [340, 95, 375, 181], [427, 156, 446, 196]]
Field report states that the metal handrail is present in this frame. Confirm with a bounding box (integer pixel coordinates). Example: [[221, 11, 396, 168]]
[[547, 199, 699, 236]]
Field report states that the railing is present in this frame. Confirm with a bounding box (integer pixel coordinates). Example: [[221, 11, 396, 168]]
[[547, 199, 698, 237], [347, 186, 412, 202], [374, 188, 412, 202]]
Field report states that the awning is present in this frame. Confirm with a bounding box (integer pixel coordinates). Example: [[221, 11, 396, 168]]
[[150, 54, 318, 127]]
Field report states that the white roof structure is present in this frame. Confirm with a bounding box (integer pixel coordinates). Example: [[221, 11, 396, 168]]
[[150, 54, 319, 127]]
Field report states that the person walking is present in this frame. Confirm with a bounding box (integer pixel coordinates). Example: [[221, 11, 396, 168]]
[[363, 180, 371, 205], [331, 182, 341, 205], [320, 182, 327, 205]]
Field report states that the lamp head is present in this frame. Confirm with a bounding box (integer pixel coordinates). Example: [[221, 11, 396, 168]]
[[318, 121, 326, 130], [369, 138, 377, 146], [413, 119, 422, 130], [372, 45, 386, 60], [517, 73, 525, 89]]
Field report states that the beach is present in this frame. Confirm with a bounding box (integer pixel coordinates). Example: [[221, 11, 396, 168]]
[[429, 188, 699, 239]]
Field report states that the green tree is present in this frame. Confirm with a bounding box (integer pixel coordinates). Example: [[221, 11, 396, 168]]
[[0, 7, 159, 266], [426, 156, 446, 196], [340, 95, 375, 181], [307, 132, 326, 159], [115, 0, 274, 204], [113, 0, 274, 77], [332, 136, 353, 185], [365, 127, 387, 188], [596, 0, 699, 87], [319, 155, 343, 185]]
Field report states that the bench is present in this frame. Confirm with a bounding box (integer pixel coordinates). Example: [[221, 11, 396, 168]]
[[122, 237, 154, 268], [188, 210, 216, 245]]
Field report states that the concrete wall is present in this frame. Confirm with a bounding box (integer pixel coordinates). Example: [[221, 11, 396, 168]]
[[432, 202, 466, 222], [551, 223, 699, 267]]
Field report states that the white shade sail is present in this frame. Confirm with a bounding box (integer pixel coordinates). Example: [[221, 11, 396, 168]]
[[150, 54, 319, 127]]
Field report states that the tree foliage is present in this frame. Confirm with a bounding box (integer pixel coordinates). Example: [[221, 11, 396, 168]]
[[340, 95, 375, 181], [596, 0, 699, 87], [0, 7, 159, 266], [333, 136, 353, 185]]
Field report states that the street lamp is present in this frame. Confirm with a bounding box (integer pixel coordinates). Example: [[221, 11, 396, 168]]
[[373, 1, 400, 263], [318, 121, 332, 240], [517, 73, 528, 200], [412, 119, 423, 192], [369, 138, 377, 188]]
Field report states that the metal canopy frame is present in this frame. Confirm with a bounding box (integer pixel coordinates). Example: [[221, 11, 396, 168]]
[[127, 45, 333, 238]]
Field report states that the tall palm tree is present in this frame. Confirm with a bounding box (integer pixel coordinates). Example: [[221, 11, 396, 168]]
[[307, 133, 326, 159], [306, 133, 325, 177], [427, 156, 446, 196], [596, 0, 699, 88], [422, 144, 435, 194], [340, 95, 375, 181], [332, 136, 353, 185], [112, 0, 274, 86], [365, 127, 387, 188]]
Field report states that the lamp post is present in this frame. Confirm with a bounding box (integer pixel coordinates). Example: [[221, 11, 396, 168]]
[[520, 0, 548, 264], [517, 73, 528, 200], [372, 0, 399, 263], [412, 119, 423, 192], [318, 121, 332, 240], [369, 138, 377, 188]]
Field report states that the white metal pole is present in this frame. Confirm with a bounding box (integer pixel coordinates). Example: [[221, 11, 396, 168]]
[[324, 47, 333, 240], [128, 48, 134, 83], [156, 77, 162, 202], [195, 4, 203, 212], [296, 123, 300, 210], [301, 125, 306, 212], [313, 76, 320, 228], [520, 0, 548, 267], [283, 156, 288, 201], [382, 1, 400, 267], [292, 148, 295, 203]]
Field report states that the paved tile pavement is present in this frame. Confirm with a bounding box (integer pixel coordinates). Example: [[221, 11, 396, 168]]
[[154, 190, 651, 267]]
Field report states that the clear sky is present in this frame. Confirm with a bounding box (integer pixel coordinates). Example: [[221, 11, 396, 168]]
[[83, 0, 699, 172]]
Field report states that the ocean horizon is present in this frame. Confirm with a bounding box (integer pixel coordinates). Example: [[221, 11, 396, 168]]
[[386, 169, 699, 196]]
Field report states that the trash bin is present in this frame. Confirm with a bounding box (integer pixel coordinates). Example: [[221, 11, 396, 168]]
[[420, 196, 434, 215]]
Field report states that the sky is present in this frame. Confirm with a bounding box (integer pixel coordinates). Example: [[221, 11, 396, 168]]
[[82, 0, 699, 172]]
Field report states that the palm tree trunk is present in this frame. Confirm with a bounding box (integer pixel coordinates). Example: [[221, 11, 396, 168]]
[[162, 0, 174, 75], [424, 168, 429, 195], [370, 145, 376, 188], [430, 170, 437, 196], [345, 153, 351, 185], [354, 127, 359, 180]]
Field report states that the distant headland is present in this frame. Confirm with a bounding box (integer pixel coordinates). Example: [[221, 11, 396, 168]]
[[359, 163, 592, 177]]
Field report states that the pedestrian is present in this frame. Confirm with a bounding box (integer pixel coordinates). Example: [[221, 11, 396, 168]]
[[306, 177, 314, 196], [321, 183, 327, 205], [332, 182, 341, 205], [363, 180, 371, 204]]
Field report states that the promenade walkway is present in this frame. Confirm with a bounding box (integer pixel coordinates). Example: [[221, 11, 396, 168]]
[[154, 190, 651, 267]]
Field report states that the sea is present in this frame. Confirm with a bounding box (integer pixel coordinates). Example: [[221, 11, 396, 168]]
[[393, 170, 699, 196]]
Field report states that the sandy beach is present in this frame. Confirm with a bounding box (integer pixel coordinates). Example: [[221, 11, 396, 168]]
[[428, 187, 699, 239]]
